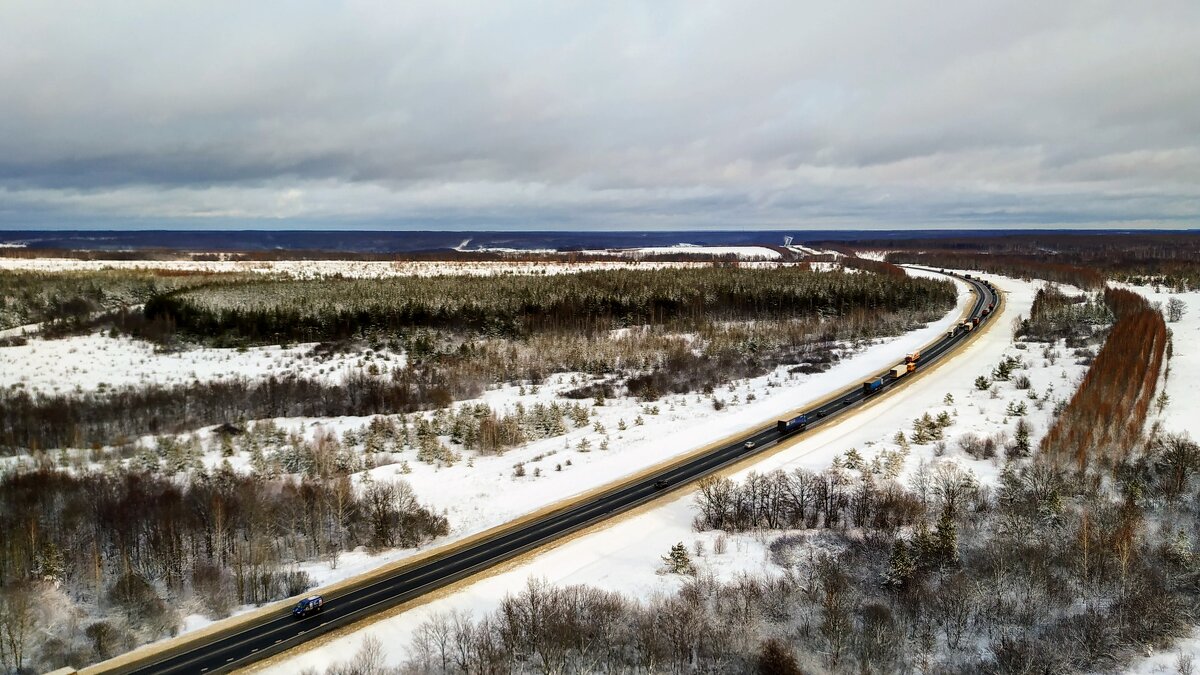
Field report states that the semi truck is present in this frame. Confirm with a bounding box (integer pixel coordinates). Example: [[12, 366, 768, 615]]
[[777, 414, 809, 435], [862, 376, 884, 395], [904, 350, 921, 364]]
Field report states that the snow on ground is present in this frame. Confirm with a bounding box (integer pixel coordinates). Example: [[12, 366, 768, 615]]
[[262, 271, 1094, 673], [1113, 284, 1200, 440], [809, 261, 859, 273], [1125, 640, 1200, 675], [0, 257, 788, 278], [31, 269, 954, 644], [1109, 283, 1200, 674], [579, 244, 782, 259], [0, 335, 405, 395], [787, 243, 836, 257]]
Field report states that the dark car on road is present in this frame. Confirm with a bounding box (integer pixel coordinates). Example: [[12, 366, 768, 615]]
[[292, 595, 324, 619]]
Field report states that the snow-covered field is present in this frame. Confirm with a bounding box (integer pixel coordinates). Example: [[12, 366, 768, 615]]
[[260, 270, 1115, 673], [0, 336, 405, 395], [0, 257, 788, 279], [578, 244, 782, 259]]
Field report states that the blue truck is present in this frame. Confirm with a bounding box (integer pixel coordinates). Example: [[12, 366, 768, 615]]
[[862, 376, 884, 395], [776, 414, 809, 435], [292, 595, 324, 619]]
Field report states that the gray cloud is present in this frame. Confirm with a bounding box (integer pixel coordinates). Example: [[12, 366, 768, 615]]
[[0, 0, 1198, 229]]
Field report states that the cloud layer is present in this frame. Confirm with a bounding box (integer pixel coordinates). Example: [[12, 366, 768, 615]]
[[1, 1, 1198, 229]]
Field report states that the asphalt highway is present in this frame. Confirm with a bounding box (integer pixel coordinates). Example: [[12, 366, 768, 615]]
[[114, 271, 997, 675]]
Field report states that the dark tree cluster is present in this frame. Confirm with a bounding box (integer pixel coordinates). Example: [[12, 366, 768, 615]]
[[0, 370, 470, 452], [144, 266, 955, 345], [0, 269, 248, 332], [691, 470, 927, 533], [845, 232, 1200, 290], [1016, 285, 1112, 343], [0, 466, 447, 672], [883, 250, 1107, 290]]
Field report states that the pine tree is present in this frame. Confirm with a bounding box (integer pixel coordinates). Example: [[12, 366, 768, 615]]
[[882, 539, 916, 589], [1012, 418, 1031, 458], [912, 521, 935, 570], [933, 506, 958, 567], [843, 448, 864, 470], [661, 542, 696, 575], [249, 445, 270, 476]]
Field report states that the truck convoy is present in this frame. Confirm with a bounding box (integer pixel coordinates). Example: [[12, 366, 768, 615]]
[[776, 273, 994, 446], [776, 414, 809, 435]]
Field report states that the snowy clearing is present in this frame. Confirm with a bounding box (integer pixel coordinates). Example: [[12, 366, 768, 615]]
[[0, 257, 788, 279], [578, 244, 782, 259], [0, 336, 405, 395]]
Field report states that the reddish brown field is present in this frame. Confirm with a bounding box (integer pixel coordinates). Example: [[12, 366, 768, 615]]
[[1040, 288, 1168, 470]]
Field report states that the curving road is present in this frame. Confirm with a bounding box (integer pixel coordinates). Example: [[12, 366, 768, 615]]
[[109, 271, 997, 675]]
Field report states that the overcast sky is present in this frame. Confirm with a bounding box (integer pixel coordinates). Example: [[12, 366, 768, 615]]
[[1, 1, 1198, 230]]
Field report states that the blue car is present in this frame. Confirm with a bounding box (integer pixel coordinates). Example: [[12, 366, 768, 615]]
[[292, 595, 324, 619]]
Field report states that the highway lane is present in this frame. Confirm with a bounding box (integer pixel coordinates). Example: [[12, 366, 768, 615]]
[[115, 272, 997, 675]]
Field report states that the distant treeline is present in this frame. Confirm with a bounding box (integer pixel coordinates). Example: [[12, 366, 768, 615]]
[[873, 232, 1200, 289], [884, 251, 1106, 290], [146, 267, 955, 344], [0, 246, 792, 263], [0, 371, 457, 452]]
